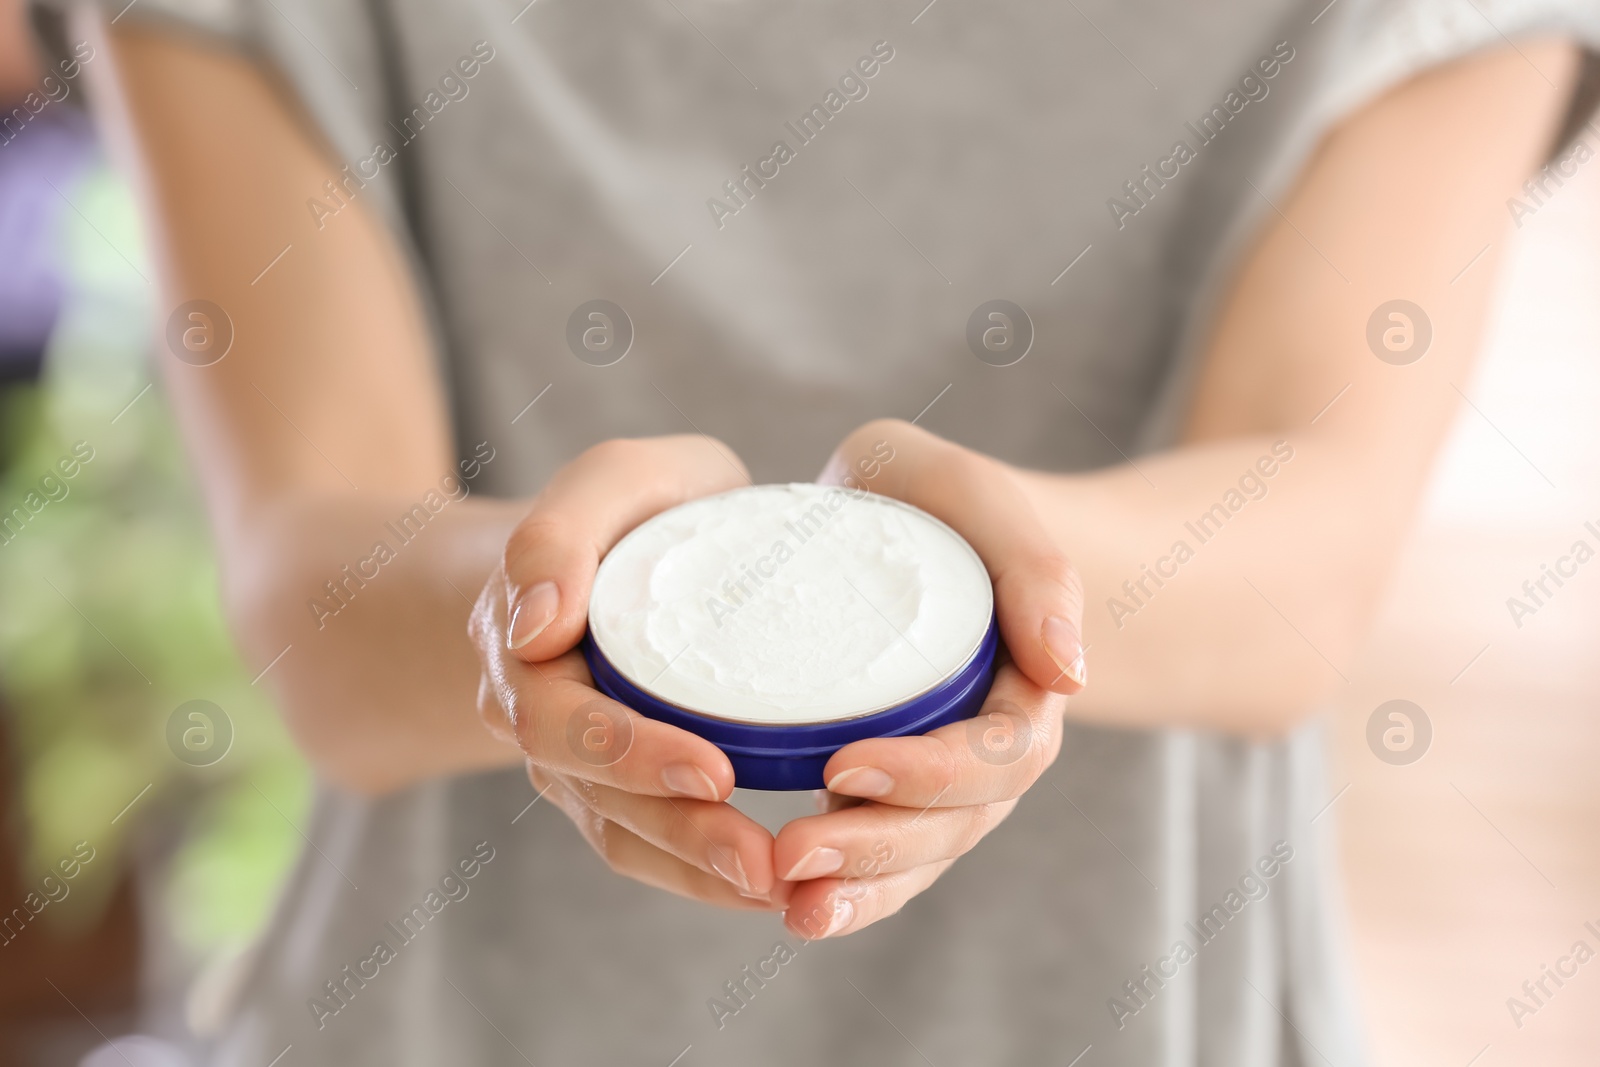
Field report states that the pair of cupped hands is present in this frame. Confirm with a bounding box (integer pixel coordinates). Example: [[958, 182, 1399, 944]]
[[468, 419, 1086, 940]]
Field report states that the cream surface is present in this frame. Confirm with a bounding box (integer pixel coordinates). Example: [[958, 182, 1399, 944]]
[[588, 484, 993, 724]]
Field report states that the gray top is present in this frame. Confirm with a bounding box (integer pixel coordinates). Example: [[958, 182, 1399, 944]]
[[55, 0, 1600, 1063]]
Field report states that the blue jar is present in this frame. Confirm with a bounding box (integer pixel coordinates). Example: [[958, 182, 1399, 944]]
[[584, 484, 997, 790]]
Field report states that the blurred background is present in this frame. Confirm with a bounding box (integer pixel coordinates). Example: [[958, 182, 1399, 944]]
[[0, 5, 1596, 1066], [0, 3, 308, 1063], [1330, 111, 1600, 1065]]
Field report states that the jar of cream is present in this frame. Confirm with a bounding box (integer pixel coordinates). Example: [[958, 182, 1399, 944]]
[[583, 483, 997, 790]]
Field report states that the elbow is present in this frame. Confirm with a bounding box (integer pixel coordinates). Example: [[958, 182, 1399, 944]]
[[220, 535, 411, 797], [1232, 600, 1373, 739]]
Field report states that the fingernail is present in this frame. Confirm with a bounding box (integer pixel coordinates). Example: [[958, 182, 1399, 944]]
[[508, 580, 560, 650], [710, 850, 752, 893], [661, 762, 721, 801], [1042, 614, 1087, 687], [821, 895, 854, 937], [783, 846, 845, 881], [826, 766, 894, 798]]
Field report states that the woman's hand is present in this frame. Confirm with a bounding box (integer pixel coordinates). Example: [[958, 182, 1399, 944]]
[[468, 437, 791, 910], [775, 419, 1085, 939]]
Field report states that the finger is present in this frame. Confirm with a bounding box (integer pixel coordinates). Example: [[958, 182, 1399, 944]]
[[473, 581, 737, 801], [555, 774, 791, 902], [823, 661, 1066, 807], [523, 665, 734, 799], [782, 861, 953, 940], [819, 419, 1086, 694], [814, 790, 866, 814], [475, 671, 512, 745], [537, 772, 782, 912], [502, 436, 749, 660], [773, 797, 1016, 882]]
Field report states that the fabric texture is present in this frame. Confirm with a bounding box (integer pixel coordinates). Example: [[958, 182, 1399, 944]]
[[39, 0, 1600, 1063]]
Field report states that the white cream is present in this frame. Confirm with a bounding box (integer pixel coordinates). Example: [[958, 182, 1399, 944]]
[[588, 484, 993, 724]]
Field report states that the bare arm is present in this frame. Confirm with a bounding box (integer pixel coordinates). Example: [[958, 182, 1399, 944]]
[[86, 20, 808, 922], [85, 20, 523, 793], [1030, 41, 1576, 734], [828, 42, 1578, 738]]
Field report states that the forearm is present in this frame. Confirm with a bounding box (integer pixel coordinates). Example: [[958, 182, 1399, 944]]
[[83, 24, 529, 792], [228, 492, 526, 794], [1018, 429, 1424, 736]]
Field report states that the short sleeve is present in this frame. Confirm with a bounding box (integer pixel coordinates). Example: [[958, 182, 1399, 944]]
[[25, 0, 449, 401], [1310, 0, 1600, 139], [27, 0, 394, 169], [30, 0, 259, 53], [1137, 0, 1600, 451]]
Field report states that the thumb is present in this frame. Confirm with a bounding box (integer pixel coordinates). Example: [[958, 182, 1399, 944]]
[[821, 419, 1086, 694], [503, 437, 749, 661]]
